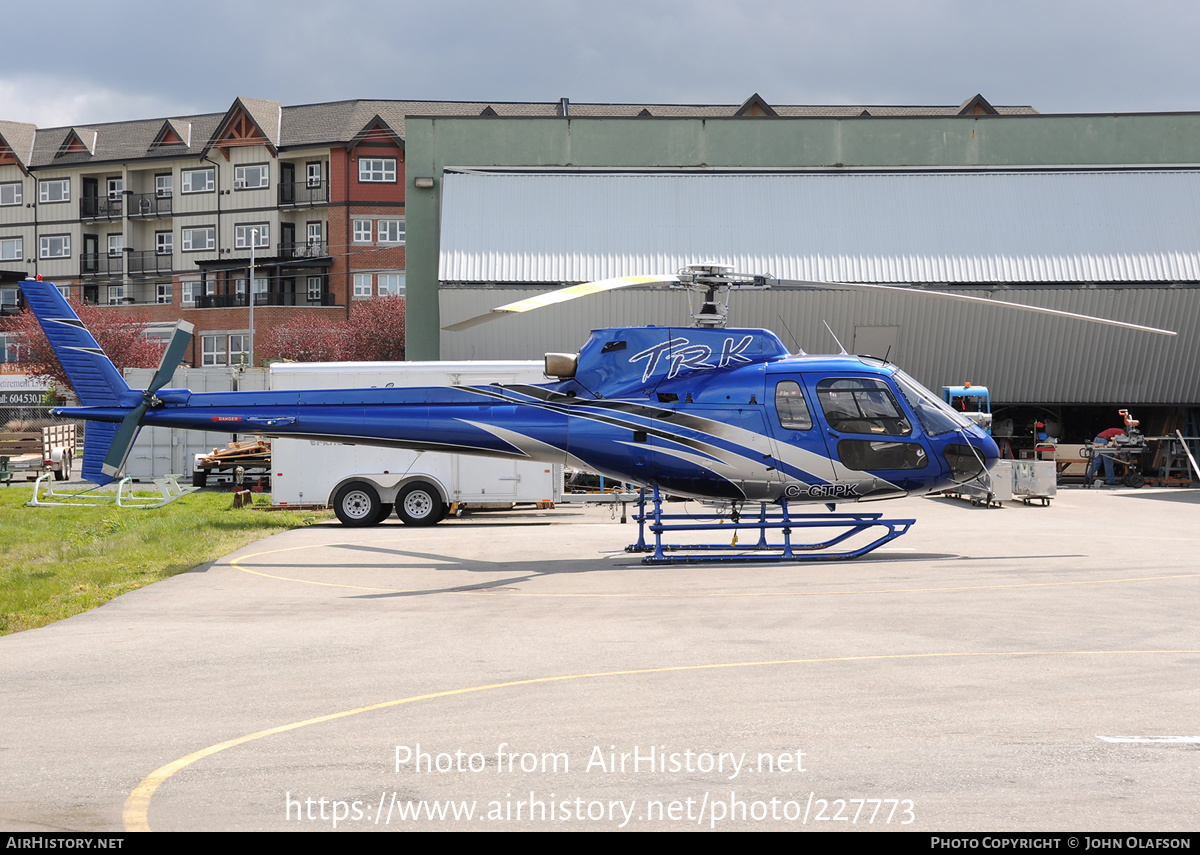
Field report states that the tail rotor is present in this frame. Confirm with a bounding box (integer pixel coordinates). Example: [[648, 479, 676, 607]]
[[101, 321, 193, 478]]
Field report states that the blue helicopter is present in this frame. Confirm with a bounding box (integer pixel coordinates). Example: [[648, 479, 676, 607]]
[[17, 267, 1174, 562]]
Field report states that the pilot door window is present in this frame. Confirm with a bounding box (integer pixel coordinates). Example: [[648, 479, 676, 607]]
[[815, 378, 911, 437], [816, 378, 926, 471], [774, 380, 813, 430]]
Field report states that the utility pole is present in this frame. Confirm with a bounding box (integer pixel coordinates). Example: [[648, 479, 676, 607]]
[[248, 227, 257, 367]]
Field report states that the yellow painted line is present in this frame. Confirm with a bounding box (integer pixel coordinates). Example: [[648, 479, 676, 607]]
[[227, 543, 1200, 598], [124, 648, 1200, 832]]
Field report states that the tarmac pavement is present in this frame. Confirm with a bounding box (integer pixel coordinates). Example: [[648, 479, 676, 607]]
[[1, 486, 1198, 832]]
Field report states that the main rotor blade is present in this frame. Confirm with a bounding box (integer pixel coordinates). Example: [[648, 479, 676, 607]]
[[443, 275, 679, 331], [146, 321, 195, 395], [776, 280, 1177, 337]]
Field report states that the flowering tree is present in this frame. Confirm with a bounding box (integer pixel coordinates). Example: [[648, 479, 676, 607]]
[[260, 297, 405, 363], [346, 296, 406, 362], [1, 304, 165, 398], [257, 311, 354, 362]]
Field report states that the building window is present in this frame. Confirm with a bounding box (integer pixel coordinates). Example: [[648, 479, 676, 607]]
[[155, 174, 173, 198], [0, 182, 22, 205], [306, 222, 322, 246], [353, 273, 372, 298], [202, 335, 226, 367], [181, 226, 215, 251], [377, 219, 405, 244], [40, 234, 70, 258], [181, 279, 200, 306], [107, 285, 126, 305], [306, 162, 322, 187], [156, 283, 172, 304], [234, 163, 269, 190], [155, 231, 173, 255], [378, 273, 405, 296], [0, 237, 22, 261], [181, 168, 214, 194], [307, 276, 323, 302], [107, 234, 123, 257], [352, 219, 372, 243], [235, 277, 268, 304], [39, 179, 70, 203], [55, 285, 70, 299], [235, 223, 269, 249], [107, 178, 123, 200], [358, 157, 396, 183], [229, 334, 249, 365]]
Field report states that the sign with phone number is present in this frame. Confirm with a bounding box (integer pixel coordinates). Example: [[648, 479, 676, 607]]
[[0, 391, 47, 406]]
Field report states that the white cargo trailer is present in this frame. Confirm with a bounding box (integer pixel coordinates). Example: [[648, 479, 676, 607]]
[[269, 361, 563, 526]]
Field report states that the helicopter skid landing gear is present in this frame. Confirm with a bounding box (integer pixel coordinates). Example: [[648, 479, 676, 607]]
[[627, 486, 915, 564]]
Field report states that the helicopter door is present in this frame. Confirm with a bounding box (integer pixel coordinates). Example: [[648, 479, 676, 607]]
[[766, 378, 838, 491], [808, 376, 935, 494]]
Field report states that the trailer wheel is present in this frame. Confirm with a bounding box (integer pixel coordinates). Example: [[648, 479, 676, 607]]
[[334, 481, 387, 527], [54, 453, 71, 482], [192, 469, 207, 488], [396, 481, 446, 526]]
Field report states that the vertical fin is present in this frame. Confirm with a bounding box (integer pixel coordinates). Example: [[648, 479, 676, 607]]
[[79, 422, 126, 486], [16, 280, 133, 406]]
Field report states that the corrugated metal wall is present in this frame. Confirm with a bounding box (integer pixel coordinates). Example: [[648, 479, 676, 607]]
[[439, 171, 1200, 285]]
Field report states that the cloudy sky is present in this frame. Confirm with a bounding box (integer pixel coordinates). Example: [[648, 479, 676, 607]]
[[5, 0, 1199, 127]]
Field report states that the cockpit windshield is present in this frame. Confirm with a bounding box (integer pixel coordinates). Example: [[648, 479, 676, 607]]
[[891, 370, 973, 436]]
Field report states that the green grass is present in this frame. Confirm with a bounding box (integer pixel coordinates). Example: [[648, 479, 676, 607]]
[[0, 485, 330, 635]]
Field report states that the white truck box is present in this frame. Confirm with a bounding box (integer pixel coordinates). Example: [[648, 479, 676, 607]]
[[268, 361, 563, 525]]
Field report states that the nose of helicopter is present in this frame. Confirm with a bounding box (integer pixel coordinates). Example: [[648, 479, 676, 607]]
[[937, 426, 1000, 487], [977, 429, 1001, 469]]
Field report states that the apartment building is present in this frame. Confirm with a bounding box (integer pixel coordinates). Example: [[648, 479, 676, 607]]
[[0, 96, 414, 368]]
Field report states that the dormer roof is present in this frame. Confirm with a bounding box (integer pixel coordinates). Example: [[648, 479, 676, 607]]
[[734, 93, 778, 117], [56, 127, 97, 157], [0, 121, 36, 173], [202, 96, 282, 160]]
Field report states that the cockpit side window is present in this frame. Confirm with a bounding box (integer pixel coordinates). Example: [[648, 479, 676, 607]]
[[816, 378, 912, 437], [774, 380, 812, 430]]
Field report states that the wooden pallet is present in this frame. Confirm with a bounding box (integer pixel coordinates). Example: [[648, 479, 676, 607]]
[[199, 439, 271, 466]]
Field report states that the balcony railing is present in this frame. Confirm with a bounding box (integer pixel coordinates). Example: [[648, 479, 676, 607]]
[[278, 180, 327, 207], [195, 290, 336, 309], [80, 196, 123, 220], [80, 253, 124, 276], [128, 250, 173, 274], [128, 192, 172, 218], [278, 241, 329, 260]]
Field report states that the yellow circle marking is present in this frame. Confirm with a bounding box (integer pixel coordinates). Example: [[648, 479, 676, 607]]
[[124, 648, 1200, 832], [227, 542, 1200, 597]]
